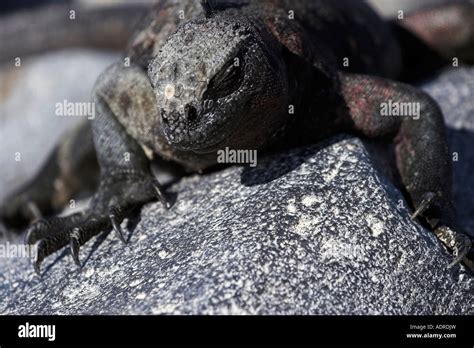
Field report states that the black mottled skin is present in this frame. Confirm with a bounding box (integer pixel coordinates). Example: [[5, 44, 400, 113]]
[[1, 0, 473, 273]]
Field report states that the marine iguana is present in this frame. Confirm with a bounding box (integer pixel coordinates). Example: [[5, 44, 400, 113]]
[[1, 0, 473, 274]]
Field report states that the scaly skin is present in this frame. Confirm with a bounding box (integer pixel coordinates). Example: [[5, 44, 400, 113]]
[[1, 0, 473, 274]]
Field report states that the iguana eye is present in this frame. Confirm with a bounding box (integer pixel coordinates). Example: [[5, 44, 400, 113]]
[[204, 54, 244, 100]]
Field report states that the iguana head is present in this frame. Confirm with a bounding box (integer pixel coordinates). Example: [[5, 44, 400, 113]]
[[149, 12, 288, 153]]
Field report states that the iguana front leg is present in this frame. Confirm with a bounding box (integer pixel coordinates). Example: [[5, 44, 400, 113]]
[[25, 62, 170, 275], [338, 72, 472, 269]]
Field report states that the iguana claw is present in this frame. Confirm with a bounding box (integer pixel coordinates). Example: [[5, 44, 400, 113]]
[[410, 192, 436, 221], [110, 209, 127, 244], [26, 177, 169, 276], [70, 227, 82, 268]]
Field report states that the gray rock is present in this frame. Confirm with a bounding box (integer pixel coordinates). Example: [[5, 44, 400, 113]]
[[0, 49, 118, 202], [0, 135, 472, 314], [0, 57, 473, 314]]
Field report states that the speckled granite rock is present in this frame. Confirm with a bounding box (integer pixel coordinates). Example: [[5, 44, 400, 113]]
[[0, 56, 473, 314], [0, 135, 472, 315]]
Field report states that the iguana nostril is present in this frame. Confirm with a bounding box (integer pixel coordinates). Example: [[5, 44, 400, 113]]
[[161, 109, 169, 124], [185, 104, 198, 122]]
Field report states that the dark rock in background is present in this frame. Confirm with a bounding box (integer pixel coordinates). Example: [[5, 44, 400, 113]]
[[0, 0, 57, 14]]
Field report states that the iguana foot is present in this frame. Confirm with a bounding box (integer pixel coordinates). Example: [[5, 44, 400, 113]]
[[26, 177, 170, 276], [434, 226, 472, 270], [410, 191, 472, 270]]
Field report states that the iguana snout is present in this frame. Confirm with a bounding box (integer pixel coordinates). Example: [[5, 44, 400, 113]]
[[149, 13, 288, 152]]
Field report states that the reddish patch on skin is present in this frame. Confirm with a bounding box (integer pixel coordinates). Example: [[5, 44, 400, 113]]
[[264, 19, 306, 58], [340, 75, 402, 138], [342, 78, 371, 116]]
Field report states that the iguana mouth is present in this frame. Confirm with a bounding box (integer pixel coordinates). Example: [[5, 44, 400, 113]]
[[166, 112, 239, 154], [191, 133, 230, 154]]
